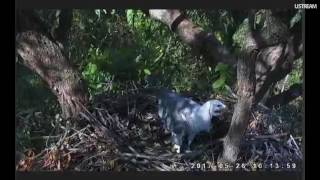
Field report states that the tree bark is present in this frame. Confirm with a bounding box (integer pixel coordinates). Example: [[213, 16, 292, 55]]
[[219, 50, 257, 164], [254, 36, 299, 104], [251, 10, 302, 104], [147, 10, 302, 104], [148, 9, 235, 67], [16, 10, 89, 119], [146, 9, 303, 164]]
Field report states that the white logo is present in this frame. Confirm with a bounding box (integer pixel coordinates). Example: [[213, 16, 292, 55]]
[[294, 3, 317, 9]]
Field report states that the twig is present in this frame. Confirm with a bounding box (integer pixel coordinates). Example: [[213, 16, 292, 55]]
[[257, 103, 270, 111], [247, 133, 288, 140], [225, 85, 238, 99], [152, 164, 167, 171], [46, 122, 59, 148], [120, 152, 167, 161], [30, 135, 61, 140], [128, 146, 139, 154], [70, 126, 91, 139], [131, 81, 139, 91], [97, 110, 108, 127], [76, 151, 108, 168], [263, 142, 271, 164], [56, 126, 70, 148], [251, 111, 258, 121], [73, 141, 87, 148], [33, 148, 49, 159], [129, 158, 150, 166], [157, 161, 173, 171], [289, 134, 302, 159], [281, 75, 290, 93]]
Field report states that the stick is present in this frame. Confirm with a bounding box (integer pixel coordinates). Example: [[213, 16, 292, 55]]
[[289, 134, 302, 159], [281, 75, 290, 93], [30, 135, 60, 140], [120, 153, 164, 160], [247, 133, 288, 140]]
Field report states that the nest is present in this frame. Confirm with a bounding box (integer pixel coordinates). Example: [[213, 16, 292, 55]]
[[16, 90, 303, 171]]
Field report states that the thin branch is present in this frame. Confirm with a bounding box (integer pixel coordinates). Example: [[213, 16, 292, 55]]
[[265, 83, 302, 107], [147, 9, 236, 67]]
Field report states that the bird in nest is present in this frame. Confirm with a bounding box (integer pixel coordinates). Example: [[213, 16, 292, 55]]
[[149, 88, 227, 153]]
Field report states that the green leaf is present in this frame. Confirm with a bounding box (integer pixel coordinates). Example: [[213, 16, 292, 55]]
[[215, 63, 229, 72], [214, 31, 224, 44], [95, 9, 101, 19], [143, 69, 151, 75], [290, 10, 302, 29], [79, 21, 85, 30], [126, 9, 134, 26], [212, 77, 226, 89], [135, 54, 143, 63], [89, 63, 97, 74], [96, 84, 102, 89]]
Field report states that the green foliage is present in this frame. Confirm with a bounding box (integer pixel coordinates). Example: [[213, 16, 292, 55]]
[[68, 9, 242, 96], [126, 9, 137, 27], [143, 69, 151, 75], [16, 9, 303, 159], [18, 9, 302, 108], [125, 10, 191, 89], [186, 10, 243, 48], [288, 58, 303, 86], [290, 10, 302, 29], [126, 10, 163, 39], [212, 63, 235, 93], [82, 62, 114, 96], [94, 9, 107, 20], [232, 18, 250, 51]]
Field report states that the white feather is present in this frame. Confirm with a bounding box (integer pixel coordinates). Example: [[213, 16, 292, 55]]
[[157, 89, 226, 153]]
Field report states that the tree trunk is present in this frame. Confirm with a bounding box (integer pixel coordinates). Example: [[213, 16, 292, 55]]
[[148, 10, 302, 105], [147, 10, 302, 163], [16, 10, 89, 119], [148, 10, 300, 163], [251, 10, 302, 104], [219, 51, 256, 164], [148, 9, 235, 66], [254, 37, 298, 104]]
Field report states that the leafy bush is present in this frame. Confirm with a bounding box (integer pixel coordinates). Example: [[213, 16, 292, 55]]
[[212, 63, 235, 93]]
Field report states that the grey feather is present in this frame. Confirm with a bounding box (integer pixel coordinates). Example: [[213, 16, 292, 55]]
[[155, 89, 226, 153]]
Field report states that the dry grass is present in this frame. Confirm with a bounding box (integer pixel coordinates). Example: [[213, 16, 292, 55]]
[[15, 90, 303, 171]]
